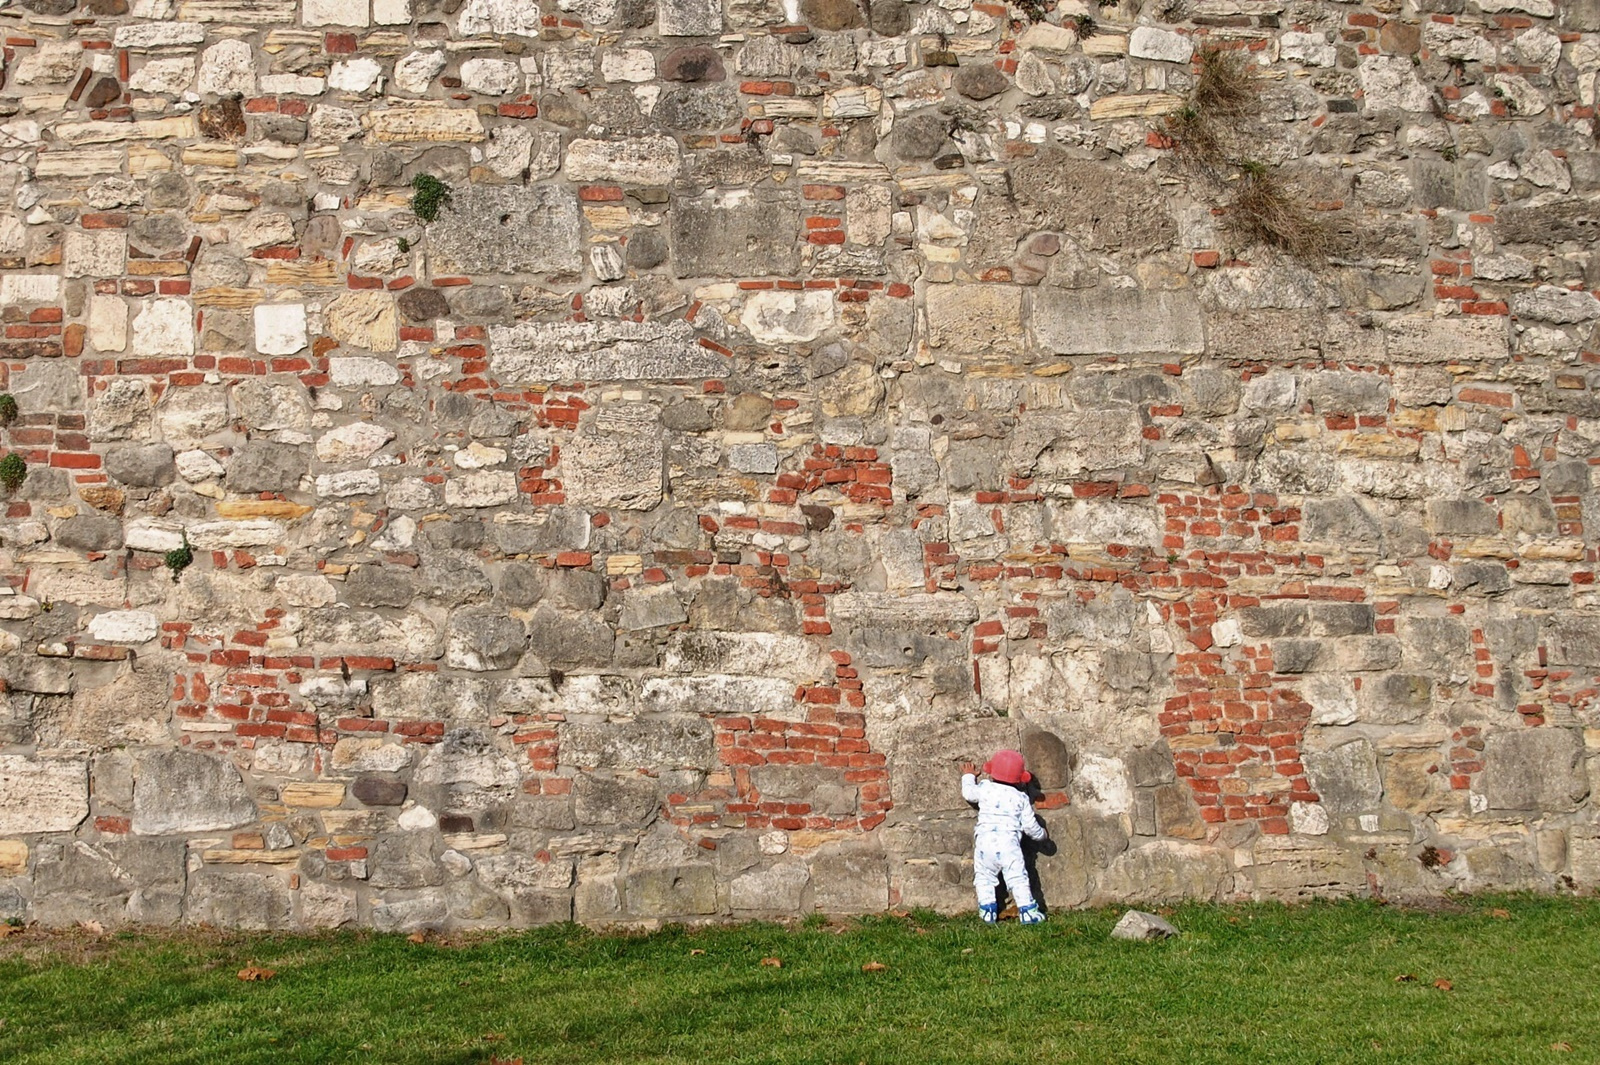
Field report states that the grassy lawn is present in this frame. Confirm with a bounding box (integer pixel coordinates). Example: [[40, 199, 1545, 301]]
[[2, 896, 1597, 1064]]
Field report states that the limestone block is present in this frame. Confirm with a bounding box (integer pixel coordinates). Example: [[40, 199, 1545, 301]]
[[1128, 27, 1193, 64], [730, 863, 810, 912], [253, 304, 307, 356], [316, 422, 395, 464], [197, 39, 257, 97], [429, 186, 582, 276], [560, 718, 717, 771], [573, 772, 660, 827], [132, 750, 257, 835], [659, 0, 722, 36], [303, 0, 370, 26], [740, 290, 835, 343], [639, 674, 796, 717], [0, 756, 90, 834], [362, 104, 486, 143], [89, 294, 129, 353], [325, 291, 398, 352], [1092, 841, 1231, 904], [1510, 285, 1600, 324], [811, 852, 889, 913], [925, 285, 1025, 356], [561, 406, 663, 511], [1481, 729, 1588, 813], [0, 840, 25, 876], [458, 0, 544, 35], [86, 610, 159, 644], [131, 298, 195, 356], [413, 728, 522, 812], [329, 357, 401, 387], [491, 320, 728, 381], [460, 57, 522, 96], [1032, 287, 1204, 356], [64, 231, 126, 279], [663, 631, 831, 683], [672, 190, 800, 277], [445, 612, 528, 671], [476, 854, 574, 924], [329, 57, 383, 94], [563, 136, 682, 185], [444, 471, 519, 508], [13, 42, 83, 85], [618, 585, 688, 631], [32, 839, 185, 927], [1358, 55, 1432, 112], [394, 50, 447, 95], [624, 862, 718, 917], [186, 869, 294, 930]]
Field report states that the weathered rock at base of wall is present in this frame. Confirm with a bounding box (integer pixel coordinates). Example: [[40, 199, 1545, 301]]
[[0, 0, 1599, 931]]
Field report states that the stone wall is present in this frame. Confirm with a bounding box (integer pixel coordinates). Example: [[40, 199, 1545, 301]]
[[0, 0, 1597, 930]]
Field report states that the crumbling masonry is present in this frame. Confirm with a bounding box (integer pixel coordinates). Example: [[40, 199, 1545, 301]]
[[0, 0, 1598, 930]]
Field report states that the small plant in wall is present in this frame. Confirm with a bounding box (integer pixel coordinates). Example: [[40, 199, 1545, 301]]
[[0, 452, 27, 495], [164, 532, 194, 582], [0, 393, 18, 428], [410, 174, 452, 223]]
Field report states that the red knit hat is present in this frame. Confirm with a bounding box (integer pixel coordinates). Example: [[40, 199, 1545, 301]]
[[984, 749, 1031, 785]]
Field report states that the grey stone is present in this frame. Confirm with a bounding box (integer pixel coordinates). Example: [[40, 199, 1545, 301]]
[[672, 191, 800, 278], [1426, 499, 1499, 537], [55, 514, 125, 552], [751, 765, 855, 815], [186, 870, 294, 930], [810, 851, 889, 913], [1481, 729, 1588, 813], [491, 319, 729, 381], [353, 776, 407, 806], [32, 839, 185, 926], [413, 729, 521, 814], [225, 443, 308, 493], [1020, 729, 1071, 790], [444, 611, 528, 671], [429, 186, 583, 276], [560, 718, 716, 770], [1304, 739, 1382, 816], [574, 772, 660, 826], [397, 287, 451, 322], [1110, 909, 1180, 940], [730, 863, 810, 912], [624, 862, 717, 916], [105, 443, 176, 487], [133, 750, 257, 835], [1031, 288, 1204, 356], [953, 62, 1009, 101], [528, 606, 615, 669], [343, 565, 416, 609]]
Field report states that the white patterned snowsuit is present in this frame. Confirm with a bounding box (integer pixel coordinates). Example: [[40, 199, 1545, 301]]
[[962, 773, 1047, 911]]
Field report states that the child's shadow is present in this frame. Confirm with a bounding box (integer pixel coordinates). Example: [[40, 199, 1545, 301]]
[[1020, 780, 1057, 914]]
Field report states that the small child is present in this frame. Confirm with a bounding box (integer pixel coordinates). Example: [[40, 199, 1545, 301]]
[[961, 749, 1048, 924]]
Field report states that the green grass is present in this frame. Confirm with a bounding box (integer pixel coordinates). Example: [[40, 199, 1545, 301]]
[[2, 897, 1598, 1064]]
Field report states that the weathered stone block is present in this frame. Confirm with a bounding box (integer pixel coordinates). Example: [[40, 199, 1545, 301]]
[[490, 319, 729, 381], [0, 756, 89, 834], [429, 186, 583, 276], [672, 190, 800, 277], [132, 751, 257, 836], [1031, 287, 1204, 356], [560, 718, 717, 771], [1481, 729, 1588, 813]]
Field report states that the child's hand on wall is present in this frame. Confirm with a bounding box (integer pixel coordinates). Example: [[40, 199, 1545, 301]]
[[960, 762, 978, 777]]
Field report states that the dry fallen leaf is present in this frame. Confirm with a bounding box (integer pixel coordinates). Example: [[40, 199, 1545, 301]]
[[861, 961, 888, 973], [1394, 974, 1417, 983], [760, 957, 783, 968], [0, 925, 18, 939], [407, 931, 427, 944], [79, 920, 105, 936], [1552, 1042, 1573, 1052], [490, 1057, 523, 1065], [482, 1033, 505, 1043], [961, 948, 974, 955], [1490, 908, 1511, 920], [689, 949, 706, 956], [1433, 979, 1453, 992], [237, 967, 276, 982]]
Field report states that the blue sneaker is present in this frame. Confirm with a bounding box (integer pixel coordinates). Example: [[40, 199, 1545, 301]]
[[979, 903, 999, 923], [1018, 904, 1046, 925]]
